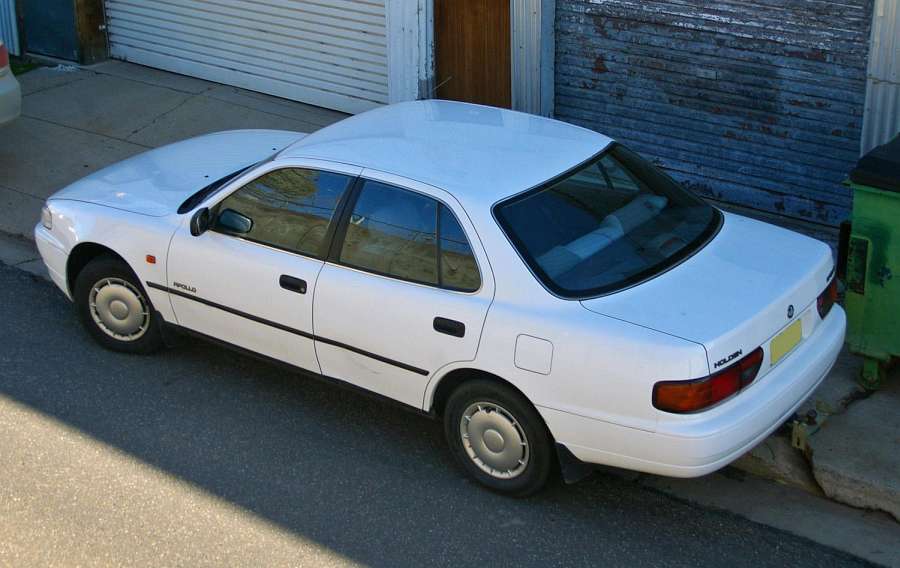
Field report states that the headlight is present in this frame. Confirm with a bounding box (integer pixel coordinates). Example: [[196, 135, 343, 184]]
[[41, 205, 53, 230]]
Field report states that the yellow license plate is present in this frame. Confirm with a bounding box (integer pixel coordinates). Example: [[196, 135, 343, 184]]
[[770, 320, 802, 365]]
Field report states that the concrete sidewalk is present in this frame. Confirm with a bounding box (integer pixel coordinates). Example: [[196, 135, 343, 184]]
[[733, 352, 900, 522], [1, 61, 897, 525], [0, 60, 346, 239]]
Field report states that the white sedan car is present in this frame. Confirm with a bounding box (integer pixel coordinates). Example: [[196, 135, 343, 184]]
[[35, 101, 845, 495]]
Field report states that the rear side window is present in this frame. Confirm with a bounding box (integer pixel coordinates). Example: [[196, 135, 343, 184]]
[[214, 168, 353, 258], [439, 206, 480, 291], [339, 181, 481, 291]]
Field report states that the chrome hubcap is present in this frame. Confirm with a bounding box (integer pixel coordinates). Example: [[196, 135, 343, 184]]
[[89, 277, 150, 341], [459, 402, 529, 479]]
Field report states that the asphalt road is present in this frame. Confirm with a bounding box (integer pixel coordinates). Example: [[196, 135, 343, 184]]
[[0, 262, 873, 567]]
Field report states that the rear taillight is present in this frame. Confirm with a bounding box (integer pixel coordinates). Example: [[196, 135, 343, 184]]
[[653, 347, 764, 413], [817, 278, 837, 319], [0, 44, 8, 69]]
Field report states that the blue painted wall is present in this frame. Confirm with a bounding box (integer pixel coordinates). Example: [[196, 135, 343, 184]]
[[554, 0, 874, 227], [23, 0, 79, 61]]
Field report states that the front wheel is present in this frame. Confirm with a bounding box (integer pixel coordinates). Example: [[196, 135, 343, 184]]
[[74, 256, 164, 354], [444, 380, 554, 496]]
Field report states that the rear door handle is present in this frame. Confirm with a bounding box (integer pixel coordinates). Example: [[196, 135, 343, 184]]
[[279, 275, 307, 294], [434, 317, 465, 338]]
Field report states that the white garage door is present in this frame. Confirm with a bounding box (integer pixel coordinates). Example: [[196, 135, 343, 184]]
[[105, 0, 388, 114]]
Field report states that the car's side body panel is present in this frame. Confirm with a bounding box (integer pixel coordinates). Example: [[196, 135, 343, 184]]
[[436, 298, 709, 432], [35, 200, 179, 322], [544, 306, 845, 477]]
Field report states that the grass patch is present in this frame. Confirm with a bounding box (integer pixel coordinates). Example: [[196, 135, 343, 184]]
[[10, 58, 39, 76]]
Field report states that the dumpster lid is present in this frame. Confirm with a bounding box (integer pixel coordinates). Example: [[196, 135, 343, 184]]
[[850, 136, 900, 192]]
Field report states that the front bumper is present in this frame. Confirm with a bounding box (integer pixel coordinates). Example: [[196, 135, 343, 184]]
[[542, 306, 847, 477], [0, 70, 21, 126], [34, 223, 71, 299]]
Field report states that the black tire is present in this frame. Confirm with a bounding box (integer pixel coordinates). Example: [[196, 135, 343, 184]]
[[444, 379, 554, 496], [73, 255, 164, 354]]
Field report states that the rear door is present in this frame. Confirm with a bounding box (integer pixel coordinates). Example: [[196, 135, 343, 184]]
[[312, 171, 494, 407], [166, 159, 361, 374]]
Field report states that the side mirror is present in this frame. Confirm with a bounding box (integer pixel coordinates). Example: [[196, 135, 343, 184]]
[[217, 208, 253, 234], [190, 207, 210, 236]]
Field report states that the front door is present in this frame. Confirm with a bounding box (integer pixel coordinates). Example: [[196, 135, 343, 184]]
[[313, 173, 494, 408], [166, 161, 360, 374], [434, 0, 512, 108]]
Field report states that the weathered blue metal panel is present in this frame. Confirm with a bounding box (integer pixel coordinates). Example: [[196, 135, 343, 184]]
[[554, 0, 875, 226], [23, 0, 79, 61]]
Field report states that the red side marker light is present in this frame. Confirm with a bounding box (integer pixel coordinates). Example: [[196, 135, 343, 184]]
[[146, 255, 156, 264]]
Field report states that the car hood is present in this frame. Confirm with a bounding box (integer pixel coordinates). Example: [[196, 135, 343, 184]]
[[50, 130, 305, 216], [580, 212, 834, 374]]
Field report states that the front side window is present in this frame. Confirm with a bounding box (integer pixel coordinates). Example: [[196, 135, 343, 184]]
[[339, 181, 481, 291], [214, 168, 353, 258], [494, 144, 721, 298]]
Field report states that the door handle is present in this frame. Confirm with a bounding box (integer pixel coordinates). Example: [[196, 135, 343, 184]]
[[279, 275, 307, 294], [434, 317, 465, 338]]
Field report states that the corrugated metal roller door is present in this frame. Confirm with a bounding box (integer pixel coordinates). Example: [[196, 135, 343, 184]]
[[555, 0, 874, 227], [104, 0, 388, 114]]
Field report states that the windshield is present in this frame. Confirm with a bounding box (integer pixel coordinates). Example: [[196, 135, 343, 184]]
[[494, 144, 721, 298]]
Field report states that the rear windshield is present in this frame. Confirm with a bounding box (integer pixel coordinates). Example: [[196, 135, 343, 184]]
[[494, 144, 721, 298]]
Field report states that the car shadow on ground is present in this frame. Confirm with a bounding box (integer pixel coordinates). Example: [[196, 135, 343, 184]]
[[0, 265, 866, 567]]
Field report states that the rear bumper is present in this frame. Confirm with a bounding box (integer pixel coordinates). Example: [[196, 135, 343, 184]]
[[543, 306, 846, 477], [0, 70, 21, 126]]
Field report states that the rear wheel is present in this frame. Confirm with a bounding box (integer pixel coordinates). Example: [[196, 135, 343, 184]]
[[444, 380, 554, 496], [74, 256, 163, 354]]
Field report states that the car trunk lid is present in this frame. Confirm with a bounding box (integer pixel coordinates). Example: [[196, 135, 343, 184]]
[[580, 213, 834, 376]]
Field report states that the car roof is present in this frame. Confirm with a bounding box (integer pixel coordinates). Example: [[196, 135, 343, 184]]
[[278, 100, 612, 209]]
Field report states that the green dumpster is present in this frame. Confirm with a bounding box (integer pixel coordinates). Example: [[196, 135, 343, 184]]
[[841, 135, 900, 389]]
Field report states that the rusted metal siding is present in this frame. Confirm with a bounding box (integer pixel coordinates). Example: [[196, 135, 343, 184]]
[[555, 0, 875, 226]]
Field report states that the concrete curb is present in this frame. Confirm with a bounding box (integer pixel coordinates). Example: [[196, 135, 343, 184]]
[[731, 435, 824, 495], [639, 468, 900, 567], [730, 347, 866, 492], [809, 380, 900, 522]]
